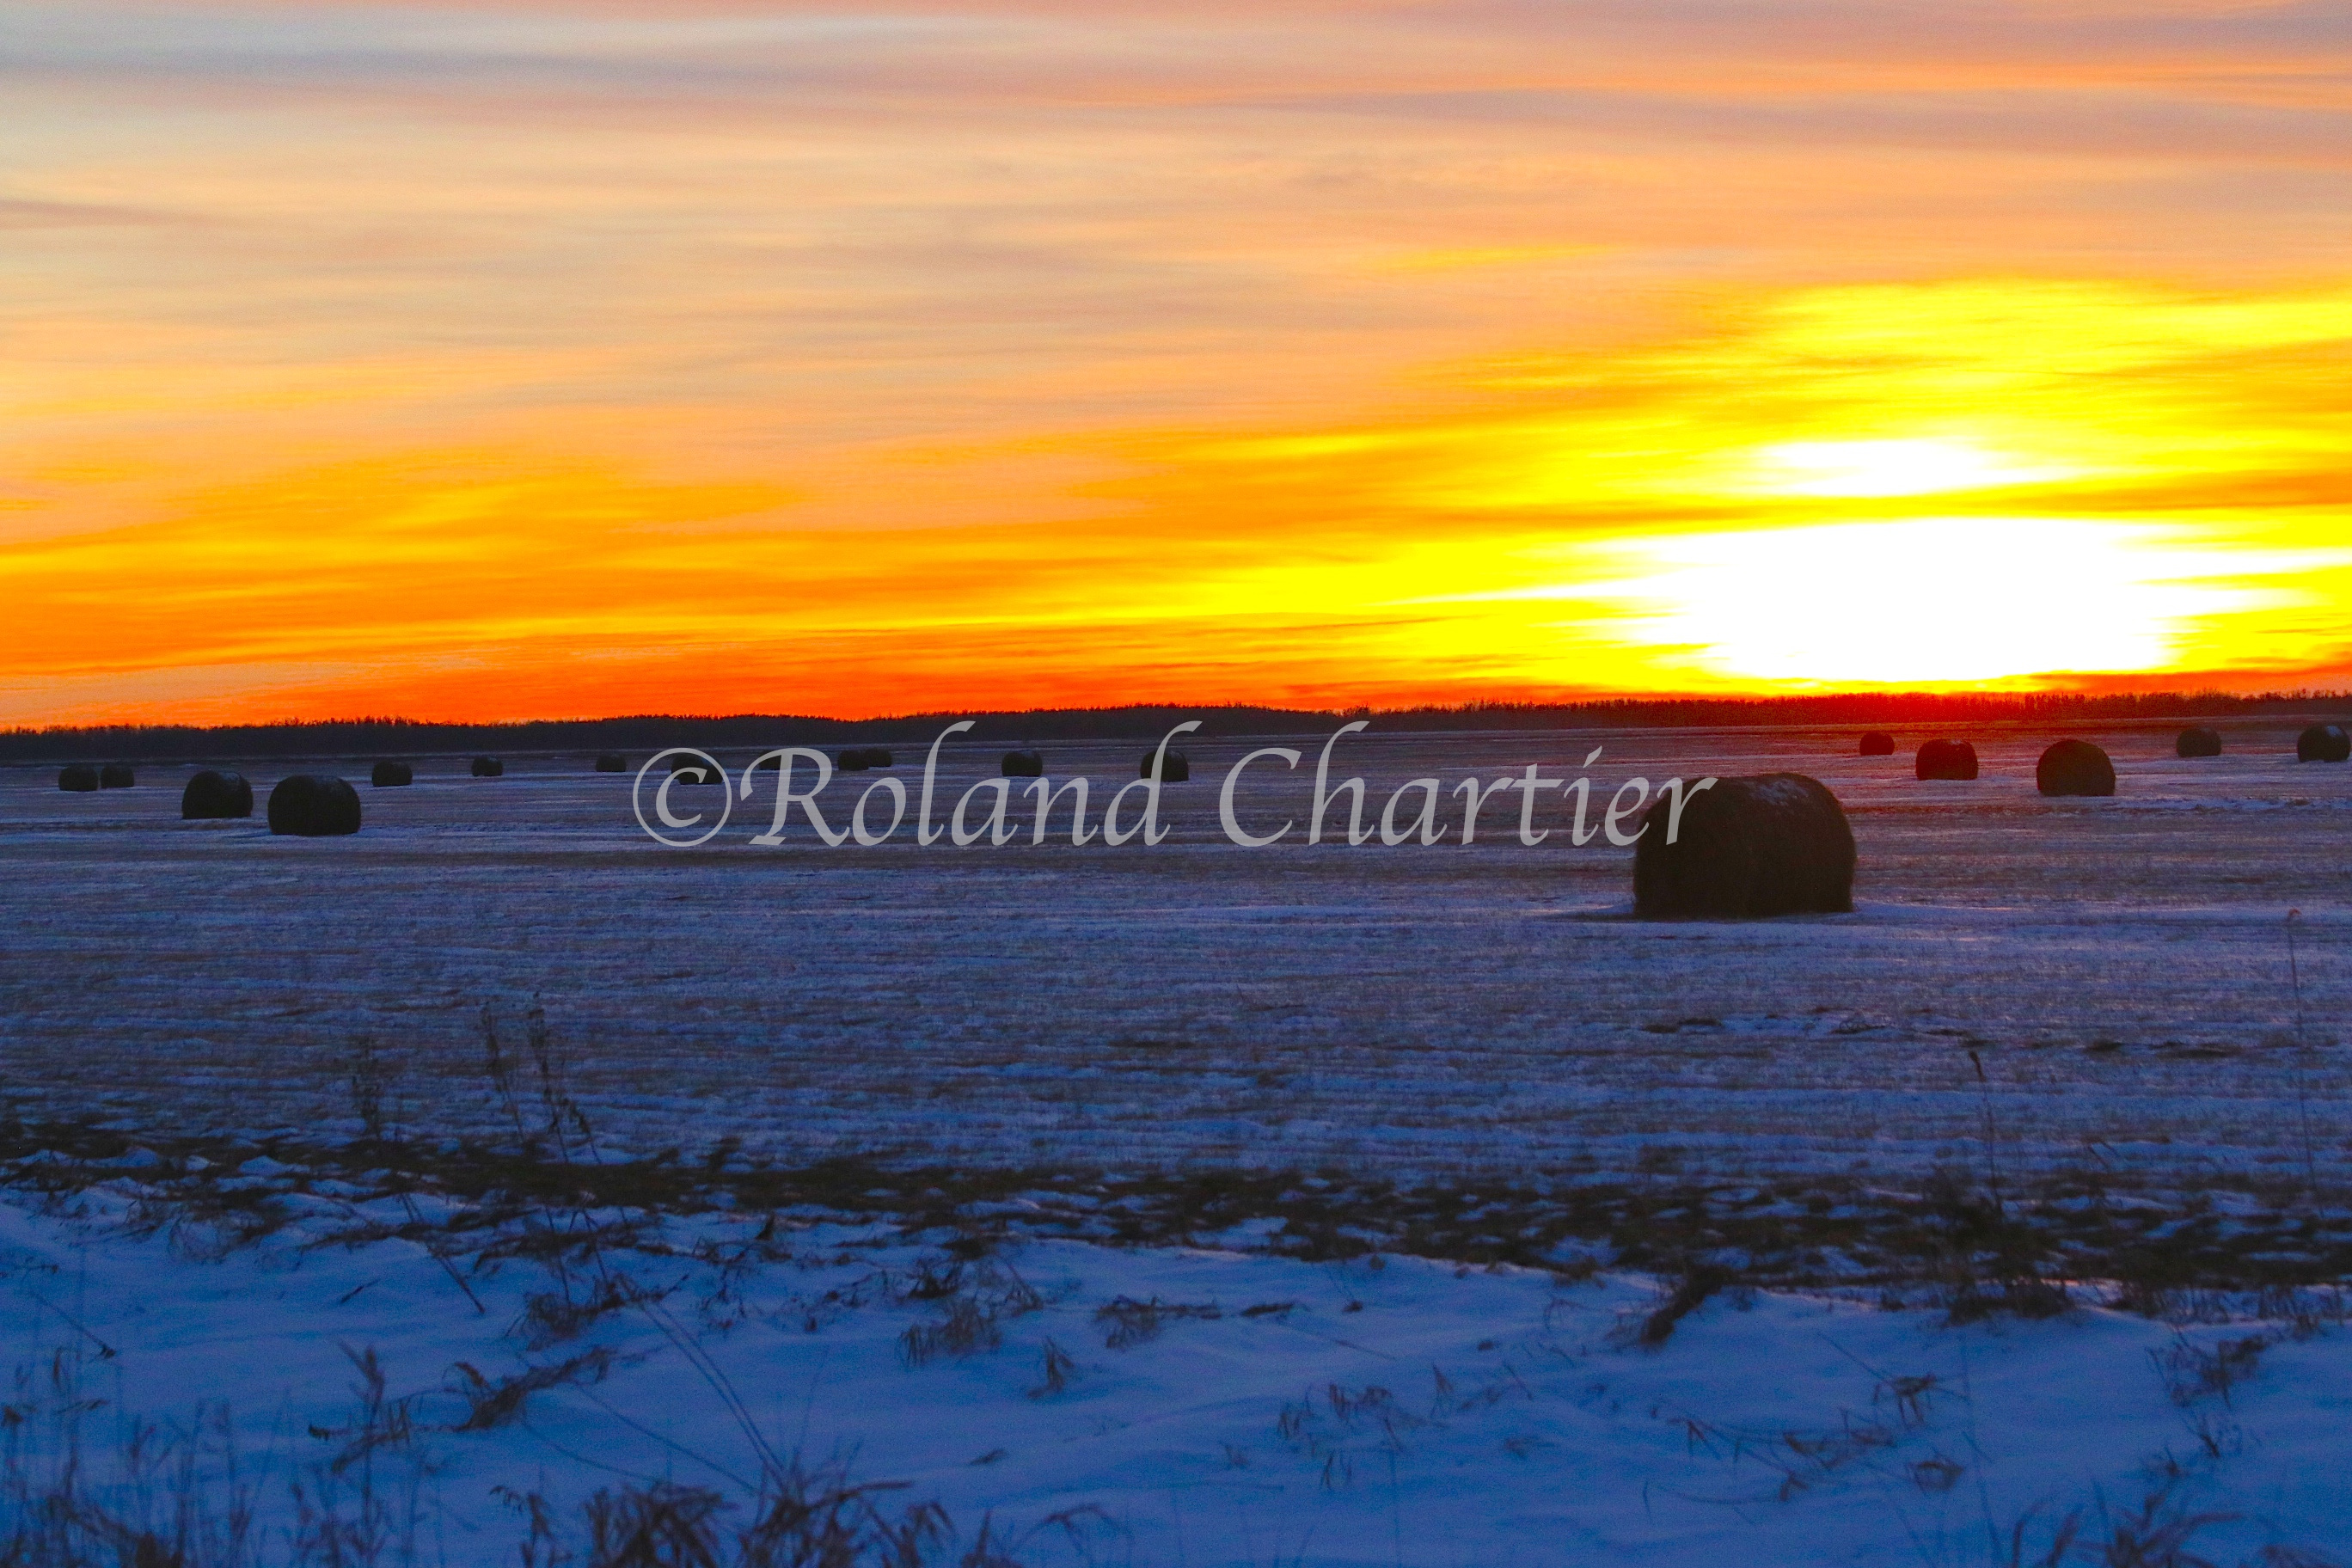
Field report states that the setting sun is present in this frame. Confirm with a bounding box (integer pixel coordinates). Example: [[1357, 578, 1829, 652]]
[[1582, 518, 2313, 688]]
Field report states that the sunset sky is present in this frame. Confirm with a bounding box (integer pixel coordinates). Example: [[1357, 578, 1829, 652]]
[[6, 0, 2349, 725]]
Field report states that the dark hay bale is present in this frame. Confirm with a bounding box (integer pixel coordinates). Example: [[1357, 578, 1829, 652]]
[[267, 775, 362, 836], [837, 748, 872, 772], [867, 748, 893, 767], [181, 770, 253, 819], [1859, 731, 1896, 756], [1915, 739, 1980, 781], [99, 763, 136, 788], [2176, 726, 2223, 759], [470, 756, 504, 778], [1002, 750, 1044, 778], [1141, 749, 1191, 782], [2037, 739, 2116, 797], [668, 755, 719, 784], [2297, 725, 2350, 763], [594, 753, 627, 773], [58, 764, 100, 792], [1632, 773, 1856, 920], [371, 761, 413, 787]]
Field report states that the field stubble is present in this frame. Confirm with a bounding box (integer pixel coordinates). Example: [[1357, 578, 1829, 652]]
[[1, 721, 2347, 1206]]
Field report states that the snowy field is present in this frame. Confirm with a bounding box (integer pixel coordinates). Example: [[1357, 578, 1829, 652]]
[[3, 1174, 2348, 1566], [3, 720, 2347, 1189], [3, 719, 2350, 1564]]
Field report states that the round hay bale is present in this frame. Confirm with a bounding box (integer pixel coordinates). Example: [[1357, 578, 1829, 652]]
[[1002, 749, 1044, 778], [371, 760, 413, 787], [181, 770, 254, 820], [1915, 739, 1980, 781], [267, 775, 361, 836], [99, 763, 135, 788], [2298, 725, 2351, 763], [837, 748, 873, 772], [2176, 726, 2223, 759], [2037, 739, 2116, 797], [58, 764, 100, 792], [470, 756, 504, 778], [1859, 732, 1896, 756], [668, 754, 719, 785], [861, 747, 895, 769], [1141, 749, 1191, 782], [1633, 773, 1855, 919], [594, 753, 627, 773]]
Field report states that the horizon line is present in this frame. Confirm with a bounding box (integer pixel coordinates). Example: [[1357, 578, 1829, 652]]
[[9, 686, 2352, 750]]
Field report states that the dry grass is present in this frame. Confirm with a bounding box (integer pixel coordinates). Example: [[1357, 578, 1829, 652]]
[[0, 1340, 1062, 1568]]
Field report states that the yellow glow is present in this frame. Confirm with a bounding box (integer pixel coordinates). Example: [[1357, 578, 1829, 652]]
[[8, 268, 2351, 721], [1746, 439, 2080, 499], [1595, 519, 2292, 685], [1417, 518, 2344, 688]]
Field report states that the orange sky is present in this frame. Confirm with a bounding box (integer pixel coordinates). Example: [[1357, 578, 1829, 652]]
[[4, 0, 2349, 724]]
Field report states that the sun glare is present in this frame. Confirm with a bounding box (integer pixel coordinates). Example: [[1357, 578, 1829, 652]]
[[1748, 439, 2079, 499], [1588, 518, 2270, 686]]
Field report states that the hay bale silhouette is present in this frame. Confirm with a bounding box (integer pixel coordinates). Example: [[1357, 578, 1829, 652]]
[[2298, 725, 2351, 763], [267, 775, 361, 836], [1141, 749, 1191, 782], [58, 765, 99, 793], [864, 747, 895, 768], [668, 754, 719, 785], [1633, 774, 1855, 919], [837, 748, 873, 772], [2176, 726, 2223, 759], [1002, 750, 1044, 778], [100, 763, 135, 788], [470, 756, 504, 778], [595, 753, 626, 773], [1859, 732, 1896, 756], [1915, 739, 1980, 781], [181, 770, 253, 819], [371, 761, 413, 787], [2037, 739, 2116, 797]]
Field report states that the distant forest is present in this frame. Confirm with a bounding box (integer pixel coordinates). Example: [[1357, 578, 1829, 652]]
[[4, 689, 2349, 763]]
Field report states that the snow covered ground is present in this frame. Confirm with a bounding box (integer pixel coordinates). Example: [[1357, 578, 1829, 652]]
[[3, 720, 2347, 1191], [3, 1179, 2347, 1566]]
